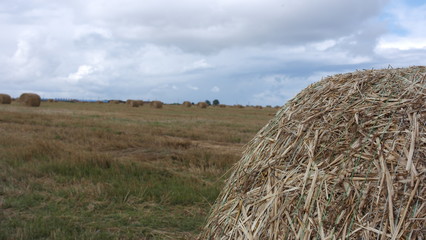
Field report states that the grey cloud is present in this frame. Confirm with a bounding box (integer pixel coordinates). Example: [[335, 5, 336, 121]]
[[62, 0, 389, 52], [0, 0, 424, 106]]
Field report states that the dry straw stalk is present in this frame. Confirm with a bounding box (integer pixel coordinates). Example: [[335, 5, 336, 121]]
[[200, 66, 426, 239]]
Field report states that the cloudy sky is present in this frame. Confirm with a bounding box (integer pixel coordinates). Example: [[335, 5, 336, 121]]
[[1, 0, 425, 105]]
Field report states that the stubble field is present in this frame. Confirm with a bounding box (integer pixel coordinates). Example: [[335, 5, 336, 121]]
[[0, 101, 277, 239]]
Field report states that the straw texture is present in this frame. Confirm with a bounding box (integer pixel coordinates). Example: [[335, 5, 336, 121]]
[[200, 66, 426, 239]]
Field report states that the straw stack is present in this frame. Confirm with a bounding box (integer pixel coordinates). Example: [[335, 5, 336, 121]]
[[151, 100, 163, 108], [19, 93, 41, 107], [200, 66, 426, 239], [0, 94, 12, 104], [183, 101, 192, 107]]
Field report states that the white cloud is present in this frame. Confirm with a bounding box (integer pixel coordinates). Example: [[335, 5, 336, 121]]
[[211, 86, 220, 92], [377, 38, 426, 50], [187, 85, 199, 91], [377, 1, 426, 51], [68, 65, 95, 82], [12, 40, 31, 64], [183, 59, 212, 72]]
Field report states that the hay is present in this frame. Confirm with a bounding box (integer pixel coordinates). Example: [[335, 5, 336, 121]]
[[126, 100, 140, 107], [198, 102, 208, 108], [200, 66, 426, 239], [183, 101, 192, 107], [19, 93, 41, 107], [130, 101, 139, 107], [151, 101, 163, 108], [0, 94, 12, 104]]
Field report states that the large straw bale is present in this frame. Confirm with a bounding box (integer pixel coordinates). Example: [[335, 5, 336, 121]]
[[198, 102, 208, 108], [151, 100, 163, 108], [126, 100, 140, 107], [130, 101, 139, 107], [19, 93, 41, 107], [200, 66, 426, 239], [183, 101, 192, 107], [0, 94, 12, 104]]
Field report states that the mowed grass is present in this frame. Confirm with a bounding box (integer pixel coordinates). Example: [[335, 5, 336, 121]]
[[0, 101, 277, 239]]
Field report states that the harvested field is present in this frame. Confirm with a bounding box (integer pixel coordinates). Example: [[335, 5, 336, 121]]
[[0, 101, 276, 239]]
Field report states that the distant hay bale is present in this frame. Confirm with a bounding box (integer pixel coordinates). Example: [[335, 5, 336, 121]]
[[19, 93, 41, 107], [218, 104, 226, 108], [47, 99, 55, 102], [109, 100, 121, 104], [198, 102, 208, 108], [183, 101, 192, 107], [0, 94, 12, 104], [151, 100, 163, 108], [234, 104, 244, 108], [135, 100, 144, 106], [130, 101, 139, 107], [126, 100, 139, 107], [200, 66, 426, 239]]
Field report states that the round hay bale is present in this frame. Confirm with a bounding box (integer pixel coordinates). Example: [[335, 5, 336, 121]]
[[151, 100, 163, 108], [126, 100, 139, 107], [200, 66, 426, 239], [135, 100, 144, 106], [198, 102, 208, 108], [218, 104, 226, 108], [19, 93, 41, 107], [130, 101, 139, 107], [183, 101, 192, 107], [0, 94, 12, 104]]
